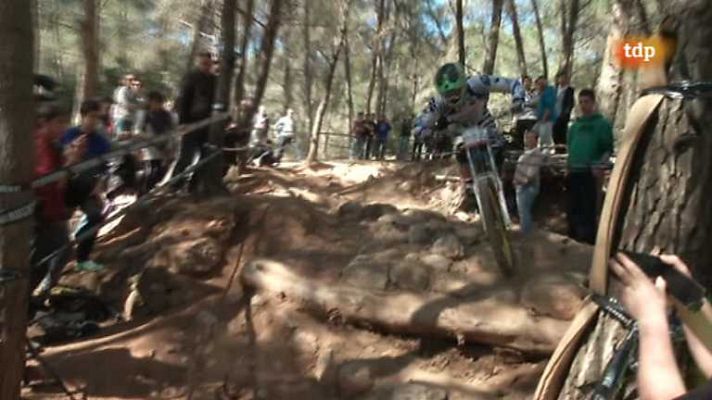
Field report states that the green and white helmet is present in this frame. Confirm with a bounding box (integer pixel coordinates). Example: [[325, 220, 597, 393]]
[[434, 63, 467, 105]]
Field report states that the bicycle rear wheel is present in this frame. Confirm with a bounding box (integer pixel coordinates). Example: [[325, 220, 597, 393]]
[[477, 180, 516, 277]]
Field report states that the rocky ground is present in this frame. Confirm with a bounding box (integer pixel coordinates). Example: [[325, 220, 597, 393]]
[[23, 160, 590, 400]]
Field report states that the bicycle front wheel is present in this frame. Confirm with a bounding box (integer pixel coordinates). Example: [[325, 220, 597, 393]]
[[477, 180, 516, 277]]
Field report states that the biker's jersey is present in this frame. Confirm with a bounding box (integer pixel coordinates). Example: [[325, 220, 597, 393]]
[[416, 74, 525, 147]]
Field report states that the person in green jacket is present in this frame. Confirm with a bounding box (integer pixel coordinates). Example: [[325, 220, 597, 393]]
[[566, 88, 613, 244]]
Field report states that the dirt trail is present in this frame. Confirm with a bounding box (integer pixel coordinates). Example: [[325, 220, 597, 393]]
[[23, 161, 590, 400]]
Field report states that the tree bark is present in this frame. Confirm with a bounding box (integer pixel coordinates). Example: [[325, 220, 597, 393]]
[[0, 0, 34, 398], [187, 0, 214, 74], [559, 0, 580, 77], [595, 0, 631, 137], [455, 0, 465, 66], [561, 3, 712, 398], [233, 0, 254, 110], [302, 0, 314, 133], [366, 0, 386, 115], [32, 0, 40, 72], [242, 260, 571, 354], [306, 0, 351, 163], [80, 0, 100, 101], [506, 0, 527, 77], [530, 0, 548, 79], [244, 0, 283, 125], [343, 23, 354, 131], [482, 0, 504, 75]]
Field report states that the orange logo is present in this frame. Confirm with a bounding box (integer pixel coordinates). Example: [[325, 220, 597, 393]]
[[613, 36, 671, 69]]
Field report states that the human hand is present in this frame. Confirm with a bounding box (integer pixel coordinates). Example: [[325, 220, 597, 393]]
[[609, 252, 669, 326], [65, 135, 88, 165]]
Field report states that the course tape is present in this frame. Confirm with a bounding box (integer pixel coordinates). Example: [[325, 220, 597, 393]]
[[0, 201, 36, 227]]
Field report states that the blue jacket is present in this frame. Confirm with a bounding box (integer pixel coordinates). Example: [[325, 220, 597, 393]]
[[61, 127, 112, 159], [537, 86, 558, 121]]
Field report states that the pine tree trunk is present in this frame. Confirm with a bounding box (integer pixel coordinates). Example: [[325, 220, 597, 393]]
[[506, 0, 527, 77], [244, 0, 283, 124], [187, 0, 213, 74], [530, 0, 548, 79], [0, 0, 35, 398], [303, 0, 314, 132], [234, 0, 253, 110], [343, 24, 354, 130], [366, 0, 386, 115], [32, 0, 40, 72], [482, 0, 504, 75], [559, 0, 580, 77], [80, 0, 99, 101], [455, 0, 465, 66], [596, 0, 631, 138], [306, 0, 351, 163], [560, 3, 712, 398]]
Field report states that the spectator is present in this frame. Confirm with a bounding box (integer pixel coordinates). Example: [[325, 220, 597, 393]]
[[554, 71, 575, 145], [609, 253, 712, 399], [534, 76, 557, 152], [134, 91, 176, 193], [513, 75, 538, 149], [374, 114, 391, 160], [112, 74, 140, 135], [30, 104, 79, 297], [397, 114, 413, 161], [274, 108, 301, 160], [350, 112, 368, 160], [61, 99, 112, 272], [98, 96, 114, 136], [514, 130, 546, 235], [364, 113, 377, 159], [171, 51, 217, 190], [566, 89, 613, 244], [252, 106, 270, 146]]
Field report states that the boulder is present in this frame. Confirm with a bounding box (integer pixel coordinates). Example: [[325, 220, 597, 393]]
[[520, 276, 586, 320], [389, 260, 431, 291], [152, 237, 223, 275], [341, 255, 390, 290], [454, 224, 485, 245], [338, 201, 363, 218], [419, 253, 453, 271], [431, 234, 465, 259], [339, 363, 374, 398], [408, 224, 433, 245], [361, 203, 398, 220]]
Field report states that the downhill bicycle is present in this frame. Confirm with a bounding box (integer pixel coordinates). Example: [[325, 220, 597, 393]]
[[459, 126, 516, 277]]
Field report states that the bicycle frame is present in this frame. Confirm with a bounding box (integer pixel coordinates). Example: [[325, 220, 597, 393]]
[[461, 127, 512, 230]]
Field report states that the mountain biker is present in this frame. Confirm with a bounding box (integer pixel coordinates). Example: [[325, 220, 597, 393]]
[[415, 63, 526, 186]]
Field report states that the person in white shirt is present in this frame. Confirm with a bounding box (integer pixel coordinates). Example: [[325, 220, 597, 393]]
[[273, 108, 302, 160], [514, 130, 547, 234], [251, 106, 270, 146]]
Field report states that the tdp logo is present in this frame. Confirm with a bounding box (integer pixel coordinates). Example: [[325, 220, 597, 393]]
[[614, 36, 670, 69], [623, 42, 656, 62]]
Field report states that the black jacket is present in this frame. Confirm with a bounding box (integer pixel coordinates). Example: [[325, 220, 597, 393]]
[[177, 70, 217, 124], [557, 86, 575, 123]]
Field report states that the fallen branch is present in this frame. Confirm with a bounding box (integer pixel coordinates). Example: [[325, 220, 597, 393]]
[[241, 259, 571, 354]]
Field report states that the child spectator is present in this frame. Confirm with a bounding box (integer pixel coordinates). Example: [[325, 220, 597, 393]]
[[31, 104, 82, 296], [514, 130, 546, 235], [374, 115, 391, 160], [274, 108, 301, 160], [112, 74, 140, 135], [61, 99, 112, 272], [134, 91, 176, 193], [534, 76, 557, 152]]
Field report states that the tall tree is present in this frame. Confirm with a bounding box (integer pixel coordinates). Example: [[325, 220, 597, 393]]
[[558, 0, 580, 78], [0, 0, 34, 398], [366, 0, 386, 114], [530, 0, 548, 79], [343, 19, 354, 130], [482, 0, 504, 75], [560, 5, 712, 397], [302, 0, 314, 132], [506, 0, 527, 77], [306, 0, 352, 163], [187, 0, 214, 74], [233, 0, 254, 109], [455, 0, 465, 66], [245, 0, 284, 123], [80, 0, 100, 101]]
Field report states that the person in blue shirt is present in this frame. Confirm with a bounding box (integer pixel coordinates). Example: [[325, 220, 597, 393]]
[[60, 99, 112, 272], [534, 76, 558, 152], [374, 115, 391, 160]]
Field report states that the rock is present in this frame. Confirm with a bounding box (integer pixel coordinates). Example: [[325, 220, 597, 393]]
[[361, 203, 398, 220], [403, 209, 447, 223], [449, 256, 502, 286], [419, 253, 452, 271], [408, 224, 433, 245], [338, 201, 363, 218], [341, 255, 390, 290], [370, 223, 409, 244], [520, 276, 586, 320], [391, 383, 448, 400], [431, 234, 465, 259], [425, 219, 452, 235], [338, 363, 374, 397], [455, 224, 485, 245], [152, 237, 223, 275], [389, 260, 431, 291]]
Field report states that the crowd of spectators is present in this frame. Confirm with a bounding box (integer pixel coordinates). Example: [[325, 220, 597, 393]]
[[350, 112, 396, 161]]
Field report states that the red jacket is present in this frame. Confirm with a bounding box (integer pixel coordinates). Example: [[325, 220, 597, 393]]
[[34, 128, 68, 222]]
